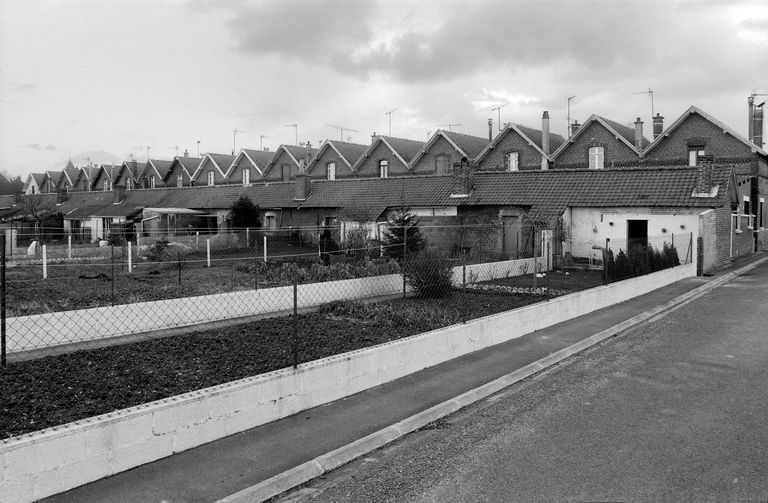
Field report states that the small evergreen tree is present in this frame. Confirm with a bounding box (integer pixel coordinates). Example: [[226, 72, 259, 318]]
[[382, 207, 426, 261], [230, 196, 261, 229]]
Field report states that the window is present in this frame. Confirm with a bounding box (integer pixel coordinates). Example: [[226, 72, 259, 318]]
[[281, 165, 290, 182], [435, 155, 450, 175], [744, 196, 752, 229], [688, 147, 706, 166], [327, 162, 336, 180], [243, 168, 250, 186], [207, 171, 214, 186], [126, 178, 131, 190], [588, 146, 604, 169], [379, 160, 388, 178], [149, 175, 156, 189], [31, 186, 36, 194], [760, 198, 765, 229], [264, 213, 277, 229], [177, 174, 184, 187], [505, 152, 519, 172], [103, 180, 109, 191]]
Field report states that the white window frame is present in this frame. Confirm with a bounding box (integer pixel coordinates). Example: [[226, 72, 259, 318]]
[[207, 171, 214, 186], [688, 147, 706, 166], [759, 197, 765, 229], [177, 174, 184, 188], [149, 175, 156, 189], [505, 152, 519, 172], [379, 160, 388, 178], [588, 146, 604, 169], [243, 168, 250, 186], [126, 178, 131, 190], [435, 154, 450, 175], [327, 162, 336, 180]]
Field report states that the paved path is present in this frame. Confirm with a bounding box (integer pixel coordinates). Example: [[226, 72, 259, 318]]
[[290, 258, 768, 502], [44, 255, 766, 503]]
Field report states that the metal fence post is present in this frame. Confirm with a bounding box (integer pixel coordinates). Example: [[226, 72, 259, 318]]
[[246, 227, 250, 248], [263, 235, 267, 263], [206, 239, 211, 268], [67, 234, 72, 259], [1, 232, 6, 366], [42, 244, 47, 279], [178, 251, 182, 285], [462, 261, 467, 323], [127, 241, 132, 273], [111, 245, 115, 306], [293, 279, 298, 369]]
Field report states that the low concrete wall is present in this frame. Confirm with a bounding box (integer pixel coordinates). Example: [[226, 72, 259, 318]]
[[453, 256, 545, 286], [0, 263, 695, 502]]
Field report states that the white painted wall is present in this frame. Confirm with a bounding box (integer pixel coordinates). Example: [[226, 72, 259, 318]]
[[564, 207, 700, 264], [0, 263, 696, 502]]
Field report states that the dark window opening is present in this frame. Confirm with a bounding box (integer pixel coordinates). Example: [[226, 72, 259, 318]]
[[627, 219, 648, 249]]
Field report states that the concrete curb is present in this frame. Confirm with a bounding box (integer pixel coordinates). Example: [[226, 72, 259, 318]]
[[217, 256, 768, 503]]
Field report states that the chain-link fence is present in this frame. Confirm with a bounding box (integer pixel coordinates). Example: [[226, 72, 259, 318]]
[[0, 225, 690, 439]]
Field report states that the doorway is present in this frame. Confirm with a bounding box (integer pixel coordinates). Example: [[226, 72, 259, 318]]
[[627, 219, 648, 249]]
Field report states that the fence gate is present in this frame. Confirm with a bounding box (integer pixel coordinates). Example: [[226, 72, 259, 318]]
[[502, 216, 520, 259]]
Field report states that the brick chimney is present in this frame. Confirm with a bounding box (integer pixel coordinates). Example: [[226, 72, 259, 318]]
[[753, 103, 764, 148], [542, 111, 551, 155], [113, 184, 126, 204], [634, 117, 644, 150], [451, 157, 474, 197], [570, 120, 581, 137], [695, 154, 715, 193], [57, 189, 69, 204], [294, 172, 312, 201], [183, 149, 189, 158], [652, 113, 664, 140], [488, 118, 493, 142]]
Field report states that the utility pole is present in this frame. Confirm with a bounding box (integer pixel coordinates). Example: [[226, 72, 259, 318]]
[[145, 146, 151, 162], [567, 96, 576, 137], [260, 135, 269, 151], [438, 123, 462, 132], [326, 124, 358, 141], [196, 140, 201, 157], [385, 109, 396, 136], [633, 88, 654, 119], [490, 103, 509, 131], [283, 124, 298, 145], [233, 129, 245, 155]]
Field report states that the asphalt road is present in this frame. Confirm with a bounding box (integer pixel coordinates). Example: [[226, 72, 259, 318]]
[[284, 261, 768, 503]]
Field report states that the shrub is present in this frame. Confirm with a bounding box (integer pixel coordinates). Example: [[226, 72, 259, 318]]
[[382, 207, 426, 261], [405, 250, 454, 298], [146, 237, 172, 262], [230, 196, 261, 230]]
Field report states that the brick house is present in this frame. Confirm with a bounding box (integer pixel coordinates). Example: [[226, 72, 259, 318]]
[[23, 173, 45, 195], [54, 162, 80, 192], [641, 106, 768, 251], [227, 149, 274, 185], [69, 166, 99, 192], [262, 144, 319, 182], [306, 140, 368, 180], [190, 153, 235, 187], [138, 160, 173, 189], [476, 113, 565, 171], [165, 156, 202, 188], [408, 130, 489, 175], [552, 115, 649, 169], [90, 164, 118, 192], [112, 161, 140, 191], [351, 135, 424, 178], [41, 171, 60, 193]]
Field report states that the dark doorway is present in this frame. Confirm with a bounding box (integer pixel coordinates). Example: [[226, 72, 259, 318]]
[[627, 219, 648, 249]]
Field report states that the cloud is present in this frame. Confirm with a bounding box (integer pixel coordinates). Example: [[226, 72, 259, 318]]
[[8, 83, 36, 93], [26, 143, 58, 151]]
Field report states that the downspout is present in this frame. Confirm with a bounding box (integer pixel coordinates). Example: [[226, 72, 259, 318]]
[[730, 213, 734, 259]]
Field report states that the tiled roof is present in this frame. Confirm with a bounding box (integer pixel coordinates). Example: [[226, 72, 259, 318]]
[[30, 173, 46, 186], [63, 167, 80, 183], [328, 141, 368, 166], [514, 125, 566, 153], [46, 171, 61, 185], [173, 156, 203, 175], [380, 136, 424, 162], [207, 153, 237, 173], [443, 131, 489, 158], [242, 149, 274, 168], [599, 116, 651, 148], [150, 159, 174, 179]]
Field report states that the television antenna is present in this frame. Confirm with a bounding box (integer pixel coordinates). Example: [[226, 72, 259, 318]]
[[283, 124, 298, 145], [385, 109, 396, 136], [196, 140, 201, 157], [167, 145, 179, 157], [259, 135, 269, 150], [437, 123, 462, 131], [567, 96, 576, 136], [326, 124, 358, 141], [233, 129, 245, 155], [633, 88, 654, 118], [490, 103, 509, 131]]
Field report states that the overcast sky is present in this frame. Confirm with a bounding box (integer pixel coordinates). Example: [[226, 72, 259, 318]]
[[1, 0, 766, 179]]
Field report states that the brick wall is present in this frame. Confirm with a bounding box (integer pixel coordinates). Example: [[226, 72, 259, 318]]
[[477, 129, 545, 171], [714, 204, 753, 267], [194, 159, 227, 186], [410, 136, 455, 175], [553, 121, 640, 169], [309, 148, 355, 180], [354, 141, 409, 178], [644, 112, 754, 164], [263, 150, 299, 182]]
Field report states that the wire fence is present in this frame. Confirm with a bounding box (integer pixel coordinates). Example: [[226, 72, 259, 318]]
[[0, 226, 690, 439]]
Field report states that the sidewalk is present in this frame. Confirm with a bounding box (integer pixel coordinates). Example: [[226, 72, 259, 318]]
[[45, 254, 767, 503]]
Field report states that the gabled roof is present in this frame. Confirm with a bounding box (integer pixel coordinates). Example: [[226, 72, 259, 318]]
[[91, 164, 116, 189], [62, 166, 80, 186], [228, 149, 274, 177], [166, 156, 203, 181], [26, 173, 46, 190], [141, 159, 173, 182], [351, 135, 425, 171], [476, 123, 567, 164], [552, 114, 648, 159], [642, 105, 768, 158], [264, 145, 319, 176], [191, 153, 236, 181], [307, 140, 368, 172], [45, 171, 61, 187], [410, 130, 489, 167], [115, 161, 139, 183]]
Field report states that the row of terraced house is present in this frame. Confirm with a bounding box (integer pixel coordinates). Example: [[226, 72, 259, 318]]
[[8, 105, 768, 273]]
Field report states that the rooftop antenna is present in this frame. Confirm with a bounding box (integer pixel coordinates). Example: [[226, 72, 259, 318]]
[[385, 109, 396, 136], [196, 140, 201, 157], [259, 135, 269, 150], [326, 124, 358, 141], [490, 103, 509, 131], [437, 123, 462, 132], [567, 96, 577, 137], [167, 145, 179, 157], [633, 88, 654, 118], [145, 147, 151, 162], [283, 124, 298, 145], [233, 129, 245, 155]]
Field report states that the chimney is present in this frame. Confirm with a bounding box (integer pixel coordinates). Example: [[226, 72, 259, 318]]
[[371, 132, 377, 144], [57, 188, 69, 204], [113, 184, 126, 204], [294, 172, 312, 200], [695, 155, 715, 194], [753, 103, 764, 148], [488, 118, 493, 142], [652, 113, 664, 139], [451, 157, 475, 197], [570, 120, 581, 137], [634, 117, 644, 150], [748, 95, 754, 146], [14, 191, 23, 204], [183, 149, 189, 158], [541, 111, 551, 155]]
